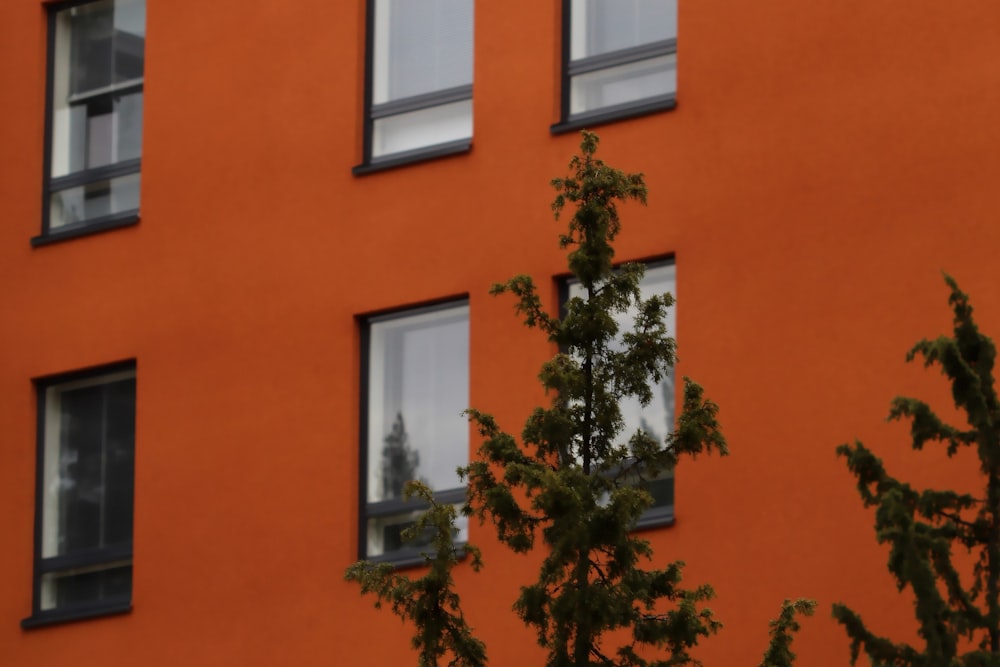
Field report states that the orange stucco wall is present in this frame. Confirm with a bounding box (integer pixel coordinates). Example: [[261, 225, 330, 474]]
[[3, 1, 1000, 664]]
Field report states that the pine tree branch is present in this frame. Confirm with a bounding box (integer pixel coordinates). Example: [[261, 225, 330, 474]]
[[935, 508, 980, 530], [832, 603, 922, 667], [837, 275, 1000, 666], [344, 482, 486, 667], [757, 599, 816, 667], [890, 396, 977, 457]]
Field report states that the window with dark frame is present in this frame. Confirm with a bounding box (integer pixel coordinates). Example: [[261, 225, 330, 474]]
[[563, 261, 677, 529], [38, 0, 145, 245], [354, 0, 474, 174], [360, 302, 469, 564], [23, 362, 136, 628], [554, 0, 677, 132]]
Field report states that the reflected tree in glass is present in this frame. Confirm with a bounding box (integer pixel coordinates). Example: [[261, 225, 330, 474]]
[[381, 412, 423, 500]]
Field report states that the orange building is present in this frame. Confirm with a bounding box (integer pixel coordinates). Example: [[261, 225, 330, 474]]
[[2, 0, 1000, 664]]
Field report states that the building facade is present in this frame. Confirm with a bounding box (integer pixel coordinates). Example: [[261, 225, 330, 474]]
[[2, 0, 1000, 664]]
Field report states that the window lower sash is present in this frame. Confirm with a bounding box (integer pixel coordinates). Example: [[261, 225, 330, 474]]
[[363, 487, 468, 565]]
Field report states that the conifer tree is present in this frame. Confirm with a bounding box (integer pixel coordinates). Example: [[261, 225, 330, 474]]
[[346, 132, 814, 667], [834, 276, 1000, 667], [460, 131, 727, 667]]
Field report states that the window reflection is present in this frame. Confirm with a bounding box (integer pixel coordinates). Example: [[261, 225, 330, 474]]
[[364, 302, 470, 558]]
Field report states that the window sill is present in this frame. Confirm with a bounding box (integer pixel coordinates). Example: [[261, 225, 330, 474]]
[[31, 213, 139, 247], [550, 95, 677, 135], [365, 543, 469, 571], [634, 507, 676, 532], [21, 600, 131, 629], [353, 139, 472, 176]]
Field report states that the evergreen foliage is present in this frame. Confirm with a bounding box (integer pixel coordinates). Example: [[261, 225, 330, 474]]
[[758, 600, 817, 667], [346, 132, 813, 667], [461, 131, 727, 667], [345, 482, 487, 667], [834, 276, 1000, 666]]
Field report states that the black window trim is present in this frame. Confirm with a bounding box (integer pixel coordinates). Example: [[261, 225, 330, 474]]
[[39, 0, 144, 244], [370, 84, 473, 120], [22, 359, 137, 629], [353, 0, 473, 175], [567, 39, 676, 77], [358, 298, 470, 566], [556, 256, 677, 530], [31, 211, 140, 247], [551, 2, 678, 133], [352, 138, 472, 176], [48, 157, 142, 192]]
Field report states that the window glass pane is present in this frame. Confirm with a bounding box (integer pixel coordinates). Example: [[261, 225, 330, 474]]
[[373, 0, 473, 103], [50, 0, 145, 184], [115, 91, 143, 162], [42, 374, 136, 558], [84, 98, 114, 167], [40, 563, 131, 611], [570, 54, 676, 115], [70, 1, 114, 96], [38, 368, 135, 615], [102, 378, 137, 546], [571, 0, 676, 59], [372, 99, 472, 159], [67, 0, 145, 95], [49, 172, 141, 229], [616, 264, 676, 444], [58, 385, 106, 554], [367, 304, 469, 504], [64, 91, 143, 172], [112, 0, 146, 83], [567, 264, 676, 448], [643, 474, 674, 508]]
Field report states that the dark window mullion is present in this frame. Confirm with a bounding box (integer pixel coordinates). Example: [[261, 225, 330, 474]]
[[49, 157, 141, 191], [366, 486, 466, 519], [66, 78, 143, 106], [38, 543, 133, 574], [32, 210, 140, 247], [370, 84, 473, 120], [428, 487, 466, 506], [568, 39, 676, 76]]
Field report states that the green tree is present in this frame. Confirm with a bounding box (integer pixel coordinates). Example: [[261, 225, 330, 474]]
[[834, 276, 1000, 667], [347, 132, 814, 667], [461, 132, 726, 667]]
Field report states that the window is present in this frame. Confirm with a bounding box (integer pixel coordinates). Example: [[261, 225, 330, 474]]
[[566, 261, 676, 528], [38, 0, 146, 244], [23, 363, 136, 627], [361, 302, 470, 562], [354, 0, 474, 173], [555, 0, 677, 131]]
